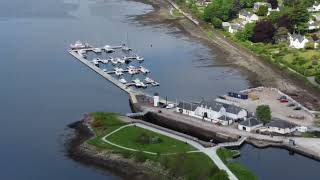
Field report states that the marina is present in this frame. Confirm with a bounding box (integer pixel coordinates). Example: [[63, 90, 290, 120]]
[[69, 41, 161, 92]]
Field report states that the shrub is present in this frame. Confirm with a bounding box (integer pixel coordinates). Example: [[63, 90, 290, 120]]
[[305, 42, 315, 49], [136, 133, 151, 144], [257, 5, 269, 16], [211, 17, 223, 29]]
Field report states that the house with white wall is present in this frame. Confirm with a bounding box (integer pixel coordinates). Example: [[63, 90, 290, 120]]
[[176, 101, 198, 116], [239, 10, 259, 24], [228, 23, 242, 33], [288, 34, 309, 49], [238, 117, 263, 132], [265, 119, 297, 134], [194, 100, 248, 125], [253, 2, 271, 12], [308, 2, 320, 12], [308, 20, 320, 30]]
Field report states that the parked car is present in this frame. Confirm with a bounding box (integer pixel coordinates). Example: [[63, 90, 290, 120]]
[[278, 95, 287, 100], [280, 99, 289, 103], [287, 103, 295, 107], [165, 104, 175, 109], [294, 107, 302, 110]]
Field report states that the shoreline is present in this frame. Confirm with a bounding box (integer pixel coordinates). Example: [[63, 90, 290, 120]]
[[132, 0, 320, 110], [66, 115, 170, 180]]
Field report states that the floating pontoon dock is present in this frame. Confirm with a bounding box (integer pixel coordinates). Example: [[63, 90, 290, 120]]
[[68, 49, 171, 104]]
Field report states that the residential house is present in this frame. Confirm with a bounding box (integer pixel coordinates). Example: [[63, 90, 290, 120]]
[[196, 0, 212, 7], [308, 2, 320, 12], [194, 100, 225, 120], [308, 20, 320, 30], [238, 117, 263, 132], [313, 14, 320, 21], [253, 2, 271, 12], [194, 100, 248, 125], [239, 10, 259, 24], [176, 101, 198, 116], [288, 33, 309, 49], [228, 23, 242, 34], [265, 119, 297, 134]]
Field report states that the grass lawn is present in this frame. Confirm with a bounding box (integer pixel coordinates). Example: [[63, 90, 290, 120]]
[[85, 112, 228, 179], [217, 148, 257, 180], [281, 50, 320, 76], [106, 126, 196, 154]]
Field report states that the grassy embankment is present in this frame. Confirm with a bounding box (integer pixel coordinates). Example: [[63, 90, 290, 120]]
[[87, 112, 228, 180], [217, 148, 257, 180], [173, 0, 320, 88]]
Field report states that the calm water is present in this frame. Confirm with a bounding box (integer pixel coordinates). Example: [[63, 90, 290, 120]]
[[1, 0, 318, 179], [236, 144, 320, 180]]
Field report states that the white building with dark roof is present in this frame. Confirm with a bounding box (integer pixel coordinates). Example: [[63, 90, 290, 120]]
[[228, 23, 242, 33], [194, 100, 248, 125], [308, 20, 320, 30], [266, 119, 297, 134], [288, 33, 309, 49], [253, 2, 271, 12], [238, 117, 263, 132], [176, 101, 198, 116], [239, 10, 259, 24], [308, 2, 320, 12], [176, 99, 248, 125]]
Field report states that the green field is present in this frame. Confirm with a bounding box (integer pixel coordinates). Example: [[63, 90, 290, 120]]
[[217, 148, 257, 180], [282, 50, 320, 76], [106, 126, 196, 153], [86, 112, 228, 179]]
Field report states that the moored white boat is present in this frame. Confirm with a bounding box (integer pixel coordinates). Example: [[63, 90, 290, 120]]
[[119, 78, 127, 84], [104, 45, 115, 53], [144, 77, 155, 83], [139, 66, 150, 74], [70, 41, 91, 50]]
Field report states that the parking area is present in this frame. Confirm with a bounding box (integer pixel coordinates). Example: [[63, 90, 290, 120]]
[[223, 88, 314, 126]]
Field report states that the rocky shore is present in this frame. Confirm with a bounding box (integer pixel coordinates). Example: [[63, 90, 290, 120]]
[[66, 115, 168, 180]]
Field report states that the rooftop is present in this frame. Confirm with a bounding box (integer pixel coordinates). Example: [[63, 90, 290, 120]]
[[240, 117, 262, 127], [267, 119, 297, 129]]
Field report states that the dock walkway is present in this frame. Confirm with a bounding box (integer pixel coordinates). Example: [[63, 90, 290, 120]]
[[69, 50, 134, 94]]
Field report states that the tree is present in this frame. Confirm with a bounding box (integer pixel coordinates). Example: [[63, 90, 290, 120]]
[[211, 17, 223, 29], [257, 5, 269, 16], [256, 105, 271, 124], [203, 0, 241, 22], [274, 27, 289, 43], [288, 2, 310, 33], [251, 20, 276, 43], [267, 0, 279, 9], [235, 23, 255, 41], [277, 14, 294, 33], [239, 0, 258, 8]]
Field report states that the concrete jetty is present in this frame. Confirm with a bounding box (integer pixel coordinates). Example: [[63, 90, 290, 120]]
[[69, 50, 134, 94]]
